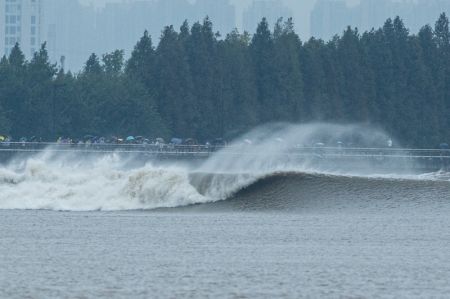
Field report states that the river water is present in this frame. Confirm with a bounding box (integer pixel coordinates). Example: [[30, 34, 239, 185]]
[[1, 124, 450, 298], [1, 172, 450, 298]]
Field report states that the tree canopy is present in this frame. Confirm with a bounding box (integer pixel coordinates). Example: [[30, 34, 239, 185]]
[[0, 14, 449, 147]]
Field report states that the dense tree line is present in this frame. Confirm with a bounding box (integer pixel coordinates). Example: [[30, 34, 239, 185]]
[[0, 14, 450, 147]]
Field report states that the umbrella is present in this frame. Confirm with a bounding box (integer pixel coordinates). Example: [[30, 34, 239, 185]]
[[184, 138, 197, 145], [0, 136, 5, 142], [171, 138, 183, 145], [126, 136, 135, 142]]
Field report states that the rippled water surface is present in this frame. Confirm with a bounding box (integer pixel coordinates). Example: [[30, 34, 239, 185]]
[[1, 143, 450, 298], [2, 192, 450, 298]]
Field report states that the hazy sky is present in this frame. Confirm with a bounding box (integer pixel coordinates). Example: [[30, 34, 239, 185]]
[[78, 0, 360, 38]]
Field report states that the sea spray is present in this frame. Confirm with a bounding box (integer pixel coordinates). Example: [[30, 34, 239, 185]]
[[198, 123, 398, 174], [0, 123, 445, 211], [0, 152, 208, 211]]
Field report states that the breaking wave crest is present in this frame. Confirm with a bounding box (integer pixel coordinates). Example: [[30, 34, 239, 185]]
[[0, 150, 448, 211], [0, 151, 273, 211], [0, 123, 449, 211], [0, 153, 201, 211]]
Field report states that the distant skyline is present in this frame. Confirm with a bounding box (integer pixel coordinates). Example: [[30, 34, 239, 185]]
[[311, 0, 450, 40], [6, 0, 446, 71], [77, 0, 360, 39]]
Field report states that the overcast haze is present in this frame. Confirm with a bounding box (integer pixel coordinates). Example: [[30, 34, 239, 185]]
[[78, 0, 359, 39], [3, 0, 447, 71]]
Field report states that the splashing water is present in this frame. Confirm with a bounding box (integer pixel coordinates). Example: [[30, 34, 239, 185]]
[[0, 152, 207, 211], [198, 123, 392, 172], [0, 123, 447, 211]]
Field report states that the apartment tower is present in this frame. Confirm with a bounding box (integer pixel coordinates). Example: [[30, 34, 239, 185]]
[[1, 0, 42, 58]]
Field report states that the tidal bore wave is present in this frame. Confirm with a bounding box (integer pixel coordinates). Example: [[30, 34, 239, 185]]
[[1, 123, 449, 211], [0, 150, 448, 211], [220, 171, 450, 212]]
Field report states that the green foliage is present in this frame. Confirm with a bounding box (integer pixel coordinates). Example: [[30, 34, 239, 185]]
[[0, 15, 449, 147], [126, 30, 154, 83], [103, 50, 125, 75], [84, 53, 102, 75], [0, 100, 11, 134]]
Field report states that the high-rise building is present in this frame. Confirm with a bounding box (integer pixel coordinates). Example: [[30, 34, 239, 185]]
[[42, 0, 96, 71], [243, 0, 293, 34], [1, 0, 42, 58], [310, 0, 450, 41], [39, 0, 237, 71], [0, 2, 3, 55], [194, 0, 236, 35], [310, 0, 350, 40]]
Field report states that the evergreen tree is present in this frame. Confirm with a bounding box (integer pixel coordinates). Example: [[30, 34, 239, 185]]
[[300, 38, 326, 120], [434, 13, 450, 135], [126, 30, 155, 89], [250, 18, 276, 122], [336, 27, 369, 120], [3, 44, 28, 138], [26, 43, 58, 138], [155, 25, 197, 137], [272, 18, 304, 121], [103, 50, 125, 75], [219, 29, 258, 137], [435, 13, 450, 49], [406, 35, 440, 145], [183, 17, 220, 139], [0, 15, 449, 147], [84, 53, 102, 75]]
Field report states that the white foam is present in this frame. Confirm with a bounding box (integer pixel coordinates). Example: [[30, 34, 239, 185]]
[[0, 152, 211, 211], [0, 123, 446, 211]]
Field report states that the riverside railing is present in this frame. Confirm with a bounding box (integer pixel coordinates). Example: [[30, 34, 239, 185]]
[[0, 142, 449, 158]]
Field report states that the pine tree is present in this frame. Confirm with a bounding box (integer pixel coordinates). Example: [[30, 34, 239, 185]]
[[84, 53, 102, 75], [0, 16, 449, 146], [126, 30, 155, 88], [3, 44, 28, 138], [272, 18, 305, 121], [300, 37, 327, 120], [26, 43, 58, 138], [336, 27, 369, 121], [250, 18, 276, 122], [434, 13, 450, 138], [155, 25, 197, 138], [435, 13, 450, 49], [183, 17, 219, 139], [103, 50, 125, 76], [219, 29, 258, 137]]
